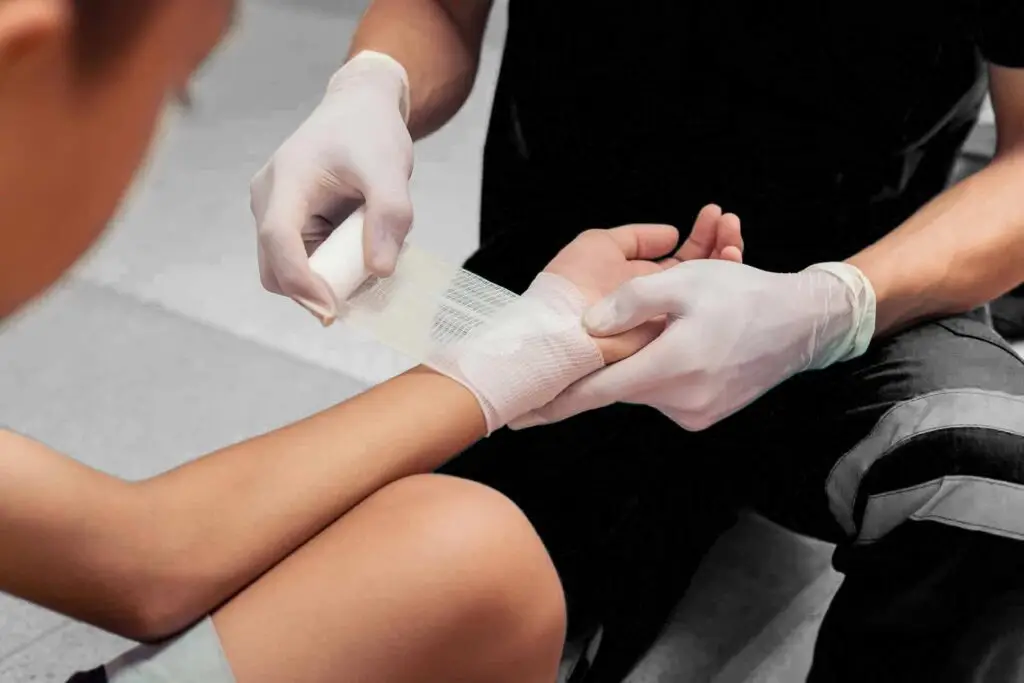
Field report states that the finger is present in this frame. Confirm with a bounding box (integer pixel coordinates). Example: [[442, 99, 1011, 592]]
[[257, 181, 337, 321], [308, 196, 364, 256], [627, 259, 668, 278], [584, 271, 685, 336], [360, 169, 414, 277], [509, 376, 618, 428], [257, 243, 283, 294], [603, 224, 681, 261], [302, 214, 339, 257], [513, 343, 668, 427], [674, 204, 722, 262], [712, 212, 744, 261], [656, 255, 682, 269], [594, 317, 667, 364], [719, 245, 744, 263]]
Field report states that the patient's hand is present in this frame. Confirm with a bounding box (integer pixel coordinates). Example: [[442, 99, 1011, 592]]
[[543, 205, 742, 364]]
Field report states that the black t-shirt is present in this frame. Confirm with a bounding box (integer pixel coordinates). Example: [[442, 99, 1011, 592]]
[[473, 0, 1024, 286]]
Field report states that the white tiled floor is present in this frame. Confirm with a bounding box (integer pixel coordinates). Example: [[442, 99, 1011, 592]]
[[0, 1, 867, 681]]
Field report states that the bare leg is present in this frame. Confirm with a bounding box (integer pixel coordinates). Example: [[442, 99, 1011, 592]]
[[213, 474, 566, 683]]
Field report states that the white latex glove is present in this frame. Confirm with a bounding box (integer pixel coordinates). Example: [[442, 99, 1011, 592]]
[[511, 260, 876, 431], [428, 223, 702, 434], [250, 51, 413, 323]]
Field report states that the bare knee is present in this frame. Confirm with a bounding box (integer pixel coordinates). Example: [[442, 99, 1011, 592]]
[[368, 474, 567, 678]]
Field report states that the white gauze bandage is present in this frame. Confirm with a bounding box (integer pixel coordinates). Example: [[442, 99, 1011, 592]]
[[309, 211, 604, 432]]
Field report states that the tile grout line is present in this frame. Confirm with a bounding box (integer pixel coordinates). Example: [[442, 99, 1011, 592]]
[[70, 275, 376, 385]]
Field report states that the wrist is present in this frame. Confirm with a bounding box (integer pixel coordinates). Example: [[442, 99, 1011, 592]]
[[846, 247, 946, 336], [328, 50, 410, 123], [427, 274, 604, 434]]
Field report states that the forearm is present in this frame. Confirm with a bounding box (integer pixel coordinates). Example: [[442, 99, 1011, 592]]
[[137, 367, 485, 632], [349, 0, 494, 139], [0, 432, 147, 635], [847, 146, 1024, 335], [0, 368, 485, 639]]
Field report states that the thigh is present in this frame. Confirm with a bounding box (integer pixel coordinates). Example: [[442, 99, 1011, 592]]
[[734, 310, 1024, 544], [724, 311, 1024, 681]]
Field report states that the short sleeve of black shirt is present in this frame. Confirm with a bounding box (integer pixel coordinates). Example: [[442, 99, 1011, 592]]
[[976, 0, 1024, 67]]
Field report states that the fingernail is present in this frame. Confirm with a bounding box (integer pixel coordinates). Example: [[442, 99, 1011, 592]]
[[294, 295, 336, 326], [584, 300, 616, 333]]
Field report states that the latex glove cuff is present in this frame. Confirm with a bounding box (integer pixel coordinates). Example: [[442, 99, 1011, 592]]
[[328, 50, 411, 123], [803, 262, 877, 369]]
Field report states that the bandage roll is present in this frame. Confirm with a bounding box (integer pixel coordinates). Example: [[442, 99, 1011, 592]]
[[308, 210, 520, 361], [308, 211, 604, 432]]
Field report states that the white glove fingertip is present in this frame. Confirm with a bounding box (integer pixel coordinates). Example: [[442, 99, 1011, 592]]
[[584, 275, 679, 336], [507, 411, 549, 431], [293, 291, 337, 327], [364, 196, 413, 277], [583, 298, 620, 335]]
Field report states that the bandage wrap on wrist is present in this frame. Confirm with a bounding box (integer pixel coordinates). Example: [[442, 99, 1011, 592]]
[[425, 273, 605, 433], [313, 230, 605, 434], [802, 262, 877, 369]]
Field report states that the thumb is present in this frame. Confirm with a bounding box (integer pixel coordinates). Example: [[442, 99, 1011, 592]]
[[362, 173, 414, 277], [509, 374, 620, 429], [584, 272, 684, 336], [257, 181, 337, 322]]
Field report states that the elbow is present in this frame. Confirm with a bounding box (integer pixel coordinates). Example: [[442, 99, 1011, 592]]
[[94, 482, 228, 642], [99, 530, 214, 640], [108, 580, 209, 643], [106, 487, 216, 642]]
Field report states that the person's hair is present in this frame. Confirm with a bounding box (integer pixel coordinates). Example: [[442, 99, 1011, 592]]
[[72, 0, 160, 73]]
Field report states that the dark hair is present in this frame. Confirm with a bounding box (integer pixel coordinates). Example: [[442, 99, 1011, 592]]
[[72, 0, 160, 72]]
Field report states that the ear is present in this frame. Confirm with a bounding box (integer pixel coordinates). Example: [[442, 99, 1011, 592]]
[[0, 0, 68, 73]]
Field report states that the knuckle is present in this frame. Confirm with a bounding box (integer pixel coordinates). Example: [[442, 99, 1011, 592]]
[[258, 268, 281, 295], [624, 274, 661, 303], [273, 267, 311, 295], [255, 219, 281, 242], [371, 194, 414, 227]]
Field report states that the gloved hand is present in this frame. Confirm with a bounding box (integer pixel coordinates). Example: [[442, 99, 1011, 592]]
[[511, 259, 876, 431], [250, 51, 413, 323], [431, 205, 747, 433], [428, 224, 678, 433]]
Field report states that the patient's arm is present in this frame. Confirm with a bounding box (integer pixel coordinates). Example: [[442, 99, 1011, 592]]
[[0, 367, 486, 640], [0, 213, 742, 641], [0, 222, 698, 641]]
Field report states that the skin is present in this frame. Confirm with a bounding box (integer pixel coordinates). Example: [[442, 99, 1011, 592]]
[[847, 64, 1024, 334], [0, 3, 743, 681], [244, 3, 1022, 679], [348, 0, 498, 139]]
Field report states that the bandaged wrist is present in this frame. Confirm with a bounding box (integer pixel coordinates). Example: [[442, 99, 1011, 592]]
[[309, 214, 604, 433], [803, 262, 877, 369], [426, 273, 604, 433], [330, 50, 411, 123]]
